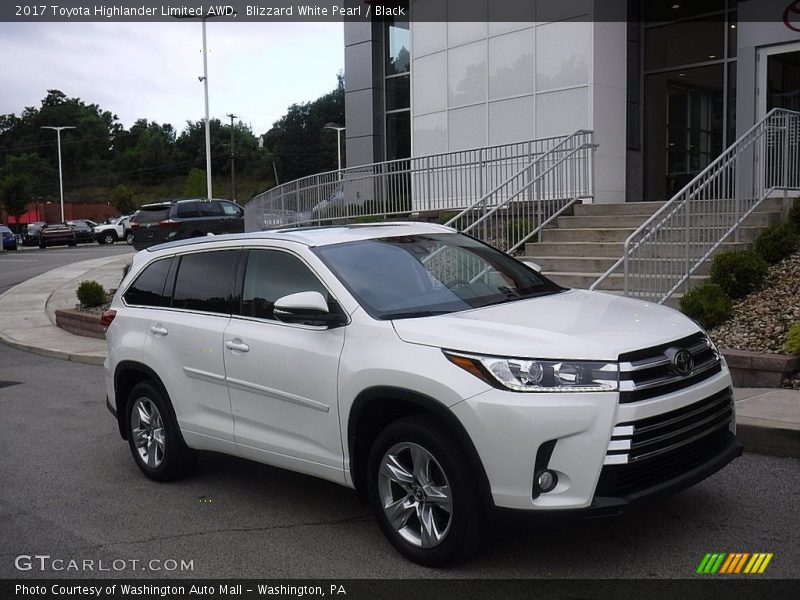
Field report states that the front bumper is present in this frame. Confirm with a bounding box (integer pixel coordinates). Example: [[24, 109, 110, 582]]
[[451, 366, 737, 511]]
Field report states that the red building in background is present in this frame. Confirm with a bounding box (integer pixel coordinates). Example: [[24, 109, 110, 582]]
[[1, 201, 119, 228]]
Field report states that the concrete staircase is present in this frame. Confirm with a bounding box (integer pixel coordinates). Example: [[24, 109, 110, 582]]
[[519, 198, 787, 295]]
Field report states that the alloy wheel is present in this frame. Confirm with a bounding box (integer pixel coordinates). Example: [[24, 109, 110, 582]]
[[130, 397, 166, 469], [378, 442, 453, 548]]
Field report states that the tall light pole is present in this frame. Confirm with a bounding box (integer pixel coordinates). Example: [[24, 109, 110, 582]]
[[226, 113, 238, 201], [41, 126, 75, 222], [200, 16, 213, 200], [324, 123, 346, 174]]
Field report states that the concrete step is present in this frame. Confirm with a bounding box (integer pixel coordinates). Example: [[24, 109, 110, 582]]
[[528, 256, 712, 275], [557, 211, 781, 230], [544, 271, 710, 292], [540, 225, 762, 244], [523, 240, 750, 258], [573, 201, 665, 217]]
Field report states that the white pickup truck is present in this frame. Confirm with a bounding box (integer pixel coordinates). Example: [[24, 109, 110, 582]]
[[94, 215, 132, 245]]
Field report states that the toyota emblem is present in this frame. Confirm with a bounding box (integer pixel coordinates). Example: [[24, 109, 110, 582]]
[[673, 349, 695, 376]]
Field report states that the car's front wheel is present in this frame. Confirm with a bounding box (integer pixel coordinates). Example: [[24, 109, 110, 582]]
[[102, 232, 116, 245], [126, 382, 197, 481], [367, 416, 486, 566]]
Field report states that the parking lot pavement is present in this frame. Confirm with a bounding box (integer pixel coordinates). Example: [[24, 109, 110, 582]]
[[1, 342, 798, 579]]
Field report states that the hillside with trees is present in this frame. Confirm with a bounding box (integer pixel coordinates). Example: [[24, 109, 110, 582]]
[[0, 77, 344, 222]]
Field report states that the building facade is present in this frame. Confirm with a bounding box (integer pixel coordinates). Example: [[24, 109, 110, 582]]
[[343, 0, 800, 204]]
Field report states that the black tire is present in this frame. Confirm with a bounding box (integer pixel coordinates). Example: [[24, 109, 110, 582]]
[[68, 241, 77, 247], [101, 232, 116, 245], [367, 415, 487, 566], [39, 242, 46, 249], [126, 381, 197, 482], [125, 231, 134, 245]]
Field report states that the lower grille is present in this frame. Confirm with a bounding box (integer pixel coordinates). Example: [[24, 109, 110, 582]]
[[597, 388, 734, 497]]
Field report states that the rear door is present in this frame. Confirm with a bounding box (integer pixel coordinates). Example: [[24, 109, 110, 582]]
[[141, 249, 241, 453], [223, 247, 347, 483]]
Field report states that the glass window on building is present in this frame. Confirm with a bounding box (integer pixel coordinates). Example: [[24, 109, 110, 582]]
[[642, 2, 736, 202], [384, 8, 411, 160]]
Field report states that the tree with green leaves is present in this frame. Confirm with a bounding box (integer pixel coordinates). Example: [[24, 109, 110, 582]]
[[111, 184, 136, 214], [183, 168, 207, 198]]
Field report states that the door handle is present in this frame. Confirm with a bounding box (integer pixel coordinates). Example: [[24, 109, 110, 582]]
[[225, 339, 250, 353], [149, 325, 168, 336]]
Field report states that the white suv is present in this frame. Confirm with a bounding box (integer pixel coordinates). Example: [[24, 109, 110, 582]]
[[104, 223, 742, 565]]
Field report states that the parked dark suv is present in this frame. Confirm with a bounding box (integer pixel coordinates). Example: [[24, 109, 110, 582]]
[[130, 199, 244, 250]]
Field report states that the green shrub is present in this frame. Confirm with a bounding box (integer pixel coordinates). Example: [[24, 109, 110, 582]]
[[786, 197, 800, 233], [437, 211, 460, 225], [76, 280, 108, 308], [679, 283, 732, 330], [753, 222, 799, 264], [784, 323, 800, 356], [505, 218, 535, 245], [355, 214, 383, 224], [709, 249, 768, 299]]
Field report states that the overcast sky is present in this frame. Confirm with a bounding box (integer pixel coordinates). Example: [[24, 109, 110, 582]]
[[0, 21, 344, 136]]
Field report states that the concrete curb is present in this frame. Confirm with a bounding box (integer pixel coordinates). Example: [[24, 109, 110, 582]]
[[736, 421, 800, 458], [0, 333, 105, 365]]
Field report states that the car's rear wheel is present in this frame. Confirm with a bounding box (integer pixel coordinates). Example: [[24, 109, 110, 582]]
[[367, 415, 486, 566], [126, 231, 134, 245], [126, 382, 197, 482], [38, 242, 46, 249]]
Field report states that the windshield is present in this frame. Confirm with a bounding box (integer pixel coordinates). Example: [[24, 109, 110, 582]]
[[314, 233, 563, 320]]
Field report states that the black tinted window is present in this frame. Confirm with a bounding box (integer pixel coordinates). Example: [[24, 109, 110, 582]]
[[199, 202, 223, 217], [240, 250, 327, 320], [172, 251, 238, 313], [134, 207, 170, 224], [124, 258, 173, 307], [175, 202, 201, 218]]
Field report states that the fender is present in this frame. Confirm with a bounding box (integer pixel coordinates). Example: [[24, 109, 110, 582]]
[[348, 386, 495, 510]]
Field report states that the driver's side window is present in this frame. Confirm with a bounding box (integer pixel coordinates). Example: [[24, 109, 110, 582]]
[[240, 250, 328, 320]]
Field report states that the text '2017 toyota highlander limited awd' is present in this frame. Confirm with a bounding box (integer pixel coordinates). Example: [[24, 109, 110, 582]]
[[104, 223, 741, 565]]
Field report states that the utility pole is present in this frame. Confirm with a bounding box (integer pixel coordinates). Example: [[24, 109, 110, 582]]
[[201, 17, 213, 200], [226, 113, 238, 201], [41, 126, 76, 222]]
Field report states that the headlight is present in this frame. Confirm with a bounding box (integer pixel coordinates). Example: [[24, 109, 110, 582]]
[[444, 350, 618, 393]]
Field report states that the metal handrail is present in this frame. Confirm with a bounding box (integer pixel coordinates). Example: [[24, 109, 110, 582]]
[[445, 133, 597, 252], [590, 108, 800, 302]]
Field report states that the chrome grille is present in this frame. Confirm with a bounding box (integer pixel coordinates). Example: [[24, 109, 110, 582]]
[[618, 332, 721, 403], [604, 387, 734, 467]]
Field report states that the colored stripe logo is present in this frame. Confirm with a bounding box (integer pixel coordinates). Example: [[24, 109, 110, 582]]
[[697, 553, 774, 574]]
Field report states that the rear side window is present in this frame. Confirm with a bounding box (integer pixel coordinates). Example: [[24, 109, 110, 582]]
[[175, 202, 201, 218], [172, 251, 239, 314], [199, 202, 223, 217], [134, 207, 170, 224], [240, 250, 328, 320], [124, 258, 173, 307]]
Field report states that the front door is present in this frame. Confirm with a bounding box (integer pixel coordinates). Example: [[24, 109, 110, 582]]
[[223, 248, 347, 484], [757, 42, 800, 117]]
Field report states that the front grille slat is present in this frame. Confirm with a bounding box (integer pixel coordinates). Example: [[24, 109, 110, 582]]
[[618, 332, 722, 403], [597, 388, 734, 496]]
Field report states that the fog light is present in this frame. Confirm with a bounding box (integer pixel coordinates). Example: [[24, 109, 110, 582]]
[[536, 470, 558, 493]]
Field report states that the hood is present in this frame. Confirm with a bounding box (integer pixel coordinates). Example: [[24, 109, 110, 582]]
[[392, 289, 700, 361]]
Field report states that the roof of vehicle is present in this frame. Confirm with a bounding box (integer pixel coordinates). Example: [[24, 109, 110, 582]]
[[138, 198, 238, 209], [145, 222, 457, 253]]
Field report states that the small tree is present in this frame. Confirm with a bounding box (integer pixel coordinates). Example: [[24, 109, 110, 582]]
[[111, 184, 136, 215], [183, 168, 207, 198], [0, 174, 31, 224]]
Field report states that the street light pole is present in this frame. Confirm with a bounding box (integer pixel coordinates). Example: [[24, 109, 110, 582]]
[[201, 17, 213, 200], [41, 126, 75, 222], [226, 113, 238, 201]]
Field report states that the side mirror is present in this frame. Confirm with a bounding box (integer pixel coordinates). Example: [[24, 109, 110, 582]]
[[523, 260, 542, 273], [274, 291, 346, 327]]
